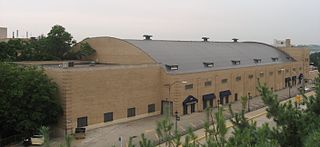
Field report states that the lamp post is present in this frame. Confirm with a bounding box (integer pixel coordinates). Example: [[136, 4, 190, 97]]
[[248, 92, 251, 112], [164, 80, 187, 113], [175, 111, 180, 132], [281, 68, 285, 89]]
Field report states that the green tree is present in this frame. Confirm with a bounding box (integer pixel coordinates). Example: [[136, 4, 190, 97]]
[[0, 62, 62, 138], [310, 52, 320, 67], [46, 25, 76, 59], [0, 40, 18, 61]]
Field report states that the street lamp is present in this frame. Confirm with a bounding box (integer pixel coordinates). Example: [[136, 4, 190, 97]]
[[280, 68, 285, 89], [247, 92, 252, 112], [163, 80, 187, 112], [175, 111, 180, 133]]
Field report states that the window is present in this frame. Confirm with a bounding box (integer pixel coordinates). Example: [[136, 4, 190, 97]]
[[269, 72, 273, 76], [148, 104, 155, 113], [299, 67, 302, 71], [165, 64, 178, 70], [127, 107, 136, 117], [231, 60, 241, 65], [104, 112, 113, 122], [221, 79, 228, 83], [185, 84, 193, 90], [77, 116, 88, 127], [278, 70, 282, 74], [248, 75, 254, 79], [293, 68, 296, 71], [260, 72, 264, 77], [271, 57, 279, 62], [286, 69, 289, 73], [253, 59, 262, 63], [204, 81, 212, 87], [236, 76, 241, 81], [203, 62, 214, 68]]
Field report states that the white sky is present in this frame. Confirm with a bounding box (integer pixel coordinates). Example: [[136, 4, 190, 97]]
[[1, 0, 319, 45]]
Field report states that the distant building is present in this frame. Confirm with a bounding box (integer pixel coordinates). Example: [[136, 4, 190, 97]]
[[19, 36, 309, 136], [0, 27, 7, 39]]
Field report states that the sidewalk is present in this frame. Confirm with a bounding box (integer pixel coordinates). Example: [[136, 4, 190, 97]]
[[50, 86, 302, 147]]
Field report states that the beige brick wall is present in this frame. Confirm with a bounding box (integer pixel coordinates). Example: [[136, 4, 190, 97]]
[[77, 37, 155, 64], [45, 64, 161, 134]]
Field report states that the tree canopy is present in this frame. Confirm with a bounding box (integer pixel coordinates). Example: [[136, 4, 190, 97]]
[[0, 25, 95, 61], [0, 62, 62, 138]]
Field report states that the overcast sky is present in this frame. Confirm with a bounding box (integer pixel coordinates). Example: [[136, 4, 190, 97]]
[[1, 0, 319, 45]]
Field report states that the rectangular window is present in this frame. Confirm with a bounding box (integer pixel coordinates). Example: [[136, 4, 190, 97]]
[[148, 104, 155, 113], [221, 79, 228, 83], [253, 59, 262, 63], [185, 84, 193, 90], [204, 81, 212, 87], [127, 107, 136, 117], [293, 68, 296, 71], [299, 67, 302, 71], [260, 72, 264, 77], [77, 116, 88, 127], [278, 70, 282, 74], [236, 76, 241, 81], [203, 62, 214, 68], [165, 64, 179, 71], [231, 60, 241, 65], [248, 75, 254, 79], [269, 72, 273, 76], [286, 69, 289, 73], [271, 57, 279, 62], [104, 112, 113, 122]]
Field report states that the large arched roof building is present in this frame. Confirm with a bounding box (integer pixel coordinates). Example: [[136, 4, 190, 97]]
[[40, 36, 309, 135]]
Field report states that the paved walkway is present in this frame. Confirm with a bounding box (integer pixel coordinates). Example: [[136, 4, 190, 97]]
[[50, 86, 302, 147]]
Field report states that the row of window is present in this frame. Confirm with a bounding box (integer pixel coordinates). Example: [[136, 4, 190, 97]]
[[184, 71, 301, 90], [77, 104, 156, 127], [166, 58, 291, 70]]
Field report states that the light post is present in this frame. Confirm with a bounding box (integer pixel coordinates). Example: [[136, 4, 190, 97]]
[[247, 92, 252, 112], [281, 68, 285, 89], [175, 111, 180, 132], [164, 80, 187, 113]]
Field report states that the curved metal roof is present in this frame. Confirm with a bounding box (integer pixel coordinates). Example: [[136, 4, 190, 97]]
[[124, 39, 293, 73]]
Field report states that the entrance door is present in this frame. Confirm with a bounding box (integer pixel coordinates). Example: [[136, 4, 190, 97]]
[[191, 104, 195, 113], [161, 100, 173, 115], [234, 93, 238, 101], [220, 97, 224, 105], [183, 105, 188, 115], [225, 96, 229, 104]]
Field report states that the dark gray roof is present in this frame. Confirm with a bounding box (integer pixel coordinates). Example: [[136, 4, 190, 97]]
[[125, 39, 293, 73]]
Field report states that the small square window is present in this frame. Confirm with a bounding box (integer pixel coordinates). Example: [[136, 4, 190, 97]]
[[77, 116, 88, 127], [185, 84, 193, 90], [248, 75, 254, 79], [204, 81, 212, 87], [293, 68, 296, 71], [221, 79, 228, 83], [269, 72, 273, 76], [104, 112, 113, 122], [127, 107, 136, 117], [236, 76, 241, 81], [148, 104, 155, 113], [260, 72, 264, 77]]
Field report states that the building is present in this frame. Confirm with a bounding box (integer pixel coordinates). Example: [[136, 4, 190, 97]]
[[0, 27, 7, 39], [25, 36, 309, 135]]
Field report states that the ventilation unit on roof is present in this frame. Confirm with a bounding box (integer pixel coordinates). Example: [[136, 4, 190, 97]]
[[253, 58, 262, 63], [143, 35, 152, 40], [203, 62, 214, 68], [271, 57, 279, 62], [165, 64, 179, 70], [202, 37, 209, 42], [231, 60, 241, 65], [232, 38, 239, 42]]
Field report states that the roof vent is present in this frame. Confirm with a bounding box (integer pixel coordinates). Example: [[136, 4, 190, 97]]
[[231, 60, 241, 65], [143, 35, 152, 40], [232, 38, 239, 42], [165, 64, 179, 71], [253, 58, 262, 63], [271, 57, 279, 62], [202, 37, 209, 42], [203, 62, 214, 68]]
